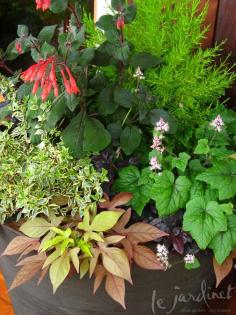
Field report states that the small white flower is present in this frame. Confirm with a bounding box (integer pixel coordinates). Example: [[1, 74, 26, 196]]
[[133, 67, 145, 80], [156, 244, 170, 270], [37, 142, 46, 150], [150, 156, 162, 171], [184, 254, 195, 264], [155, 117, 169, 133], [210, 115, 224, 132]]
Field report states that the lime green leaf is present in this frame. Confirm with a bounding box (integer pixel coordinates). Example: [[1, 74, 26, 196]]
[[151, 171, 192, 217], [194, 139, 210, 155], [209, 215, 236, 264], [185, 258, 200, 270], [20, 218, 52, 238], [43, 247, 61, 269], [220, 203, 234, 215], [49, 254, 70, 293], [42, 236, 65, 252], [69, 248, 80, 273], [80, 259, 89, 279], [91, 211, 123, 232], [84, 231, 104, 242], [183, 197, 227, 249], [172, 152, 191, 172], [196, 160, 236, 200], [77, 239, 92, 257]]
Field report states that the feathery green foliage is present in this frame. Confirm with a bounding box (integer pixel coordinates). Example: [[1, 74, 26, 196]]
[[126, 0, 236, 122]]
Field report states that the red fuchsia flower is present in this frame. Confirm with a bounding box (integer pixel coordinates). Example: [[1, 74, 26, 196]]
[[116, 16, 125, 30], [15, 41, 23, 55], [21, 56, 79, 101], [35, 0, 51, 11], [60, 66, 80, 95]]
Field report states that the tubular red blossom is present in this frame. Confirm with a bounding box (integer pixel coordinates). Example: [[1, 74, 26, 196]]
[[15, 41, 23, 55], [64, 66, 80, 94], [60, 68, 72, 94], [32, 79, 40, 95], [36, 0, 51, 11], [116, 16, 125, 30], [50, 61, 59, 97]]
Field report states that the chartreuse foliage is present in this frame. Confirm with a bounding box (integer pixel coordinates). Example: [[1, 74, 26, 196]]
[[126, 0, 235, 122], [113, 106, 236, 266], [2, 197, 168, 308]]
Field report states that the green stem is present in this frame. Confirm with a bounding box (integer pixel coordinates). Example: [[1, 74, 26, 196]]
[[122, 107, 132, 127]]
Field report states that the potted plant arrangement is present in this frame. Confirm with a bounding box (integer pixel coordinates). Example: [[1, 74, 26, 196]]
[[0, 0, 236, 314]]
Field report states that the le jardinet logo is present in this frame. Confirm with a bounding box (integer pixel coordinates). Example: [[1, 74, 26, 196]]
[[151, 280, 235, 314]]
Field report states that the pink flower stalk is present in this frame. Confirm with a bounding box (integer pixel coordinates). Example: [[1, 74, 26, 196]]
[[151, 136, 163, 151], [210, 115, 224, 132], [155, 118, 169, 133], [15, 41, 23, 55], [150, 156, 162, 171], [36, 0, 51, 11]]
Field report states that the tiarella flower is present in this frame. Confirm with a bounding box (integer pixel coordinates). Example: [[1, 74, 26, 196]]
[[150, 156, 162, 171], [155, 117, 169, 133], [156, 244, 169, 270], [21, 57, 79, 101], [184, 254, 195, 264], [116, 16, 125, 30], [210, 115, 224, 132], [15, 41, 23, 55], [133, 67, 145, 80], [151, 135, 164, 152], [35, 0, 51, 11]]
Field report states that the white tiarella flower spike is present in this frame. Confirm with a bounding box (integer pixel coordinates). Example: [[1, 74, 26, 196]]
[[133, 66, 145, 80], [184, 254, 195, 264], [210, 115, 224, 132], [155, 117, 169, 133], [150, 156, 162, 171], [156, 244, 170, 270]]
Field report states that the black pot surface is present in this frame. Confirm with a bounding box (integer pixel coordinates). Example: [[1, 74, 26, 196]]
[[0, 225, 215, 315]]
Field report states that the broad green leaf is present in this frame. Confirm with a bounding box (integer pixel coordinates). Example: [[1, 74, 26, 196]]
[[91, 211, 123, 232], [130, 52, 162, 70], [151, 171, 192, 217], [114, 87, 133, 108], [194, 139, 210, 155], [220, 203, 234, 215], [84, 231, 104, 242], [172, 152, 190, 172], [49, 254, 70, 293], [50, 0, 68, 13], [183, 197, 227, 249], [45, 93, 68, 130], [20, 218, 52, 238], [185, 258, 200, 270], [96, 15, 115, 31], [41, 42, 56, 58], [111, 0, 126, 10], [120, 126, 141, 155], [196, 160, 236, 200], [38, 25, 57, 43], [113, 166, 140, 193], [83, 117, 111, 153], [209, 215, 236, 264], [98, 86, 118, 115], [113, 166, 152, 215], [62, 110, 86, 158]]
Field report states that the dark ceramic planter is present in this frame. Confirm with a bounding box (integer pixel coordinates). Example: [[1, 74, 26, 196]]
[[0, 225, 216, 315]]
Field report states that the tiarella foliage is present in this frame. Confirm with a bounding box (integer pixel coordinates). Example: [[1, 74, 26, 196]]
[[113, 111, 236, 266]]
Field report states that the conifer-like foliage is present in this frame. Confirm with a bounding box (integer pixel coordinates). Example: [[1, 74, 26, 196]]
[[126, 0, 235, 122]]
